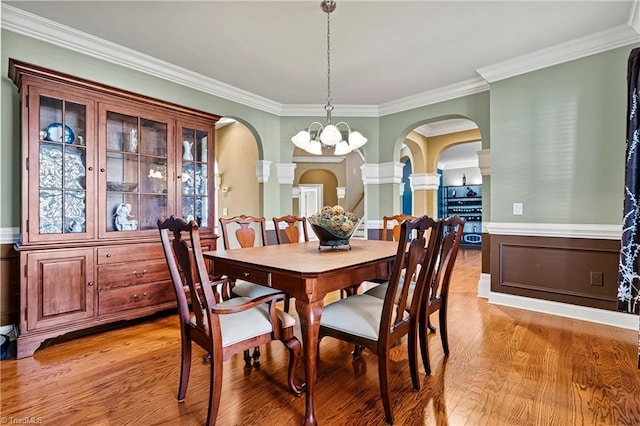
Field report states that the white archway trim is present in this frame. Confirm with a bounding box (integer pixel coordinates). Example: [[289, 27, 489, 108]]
[[255, 160, 272, 183], [477, 149, 491, 176], [276, 163, 296, 184], [361, 162, 403, 185], [410, 173, 440, 191]]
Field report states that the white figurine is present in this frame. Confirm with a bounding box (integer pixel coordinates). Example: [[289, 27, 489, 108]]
[[114, 203, 138, 231]]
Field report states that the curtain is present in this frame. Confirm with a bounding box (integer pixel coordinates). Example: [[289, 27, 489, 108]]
[[618, 47, 640, 368]]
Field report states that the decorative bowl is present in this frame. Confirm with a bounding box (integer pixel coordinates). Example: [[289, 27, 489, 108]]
[[310, 224, 356, 249], [107, 181, 138, 192]]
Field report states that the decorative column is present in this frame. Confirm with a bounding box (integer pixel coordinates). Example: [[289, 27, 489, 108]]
[[361, 162, 404, 233], [276, 163, 297, 216], [409, 172, 439, 217], [254, 160, 272, 183]]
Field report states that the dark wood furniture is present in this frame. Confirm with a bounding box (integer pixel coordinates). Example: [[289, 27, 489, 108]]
[[419, 215, 465, 374], [273, 215, 309, 244], [158, 216, 302, 426], [382, 214, 415, 241], [9, 59, 220, 358], [218, 215, 284, 366], [203, 239, 397, 426], [440, 185, 482, 247], [319, 217, 442, 423]]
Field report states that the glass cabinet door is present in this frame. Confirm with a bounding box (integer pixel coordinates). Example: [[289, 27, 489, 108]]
[[100, 106, 173, 237], [178, 122, 213, 228], [28, 87, 94, 242]]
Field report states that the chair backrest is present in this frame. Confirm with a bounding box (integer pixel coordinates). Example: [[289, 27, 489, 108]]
[[382, 214, 416, 241], [379, 216, 443, 345], [426, 215, 465, 310], [273, 215, 309, 244], [158, 216, 220, 345], [219, 215, 268, 249]]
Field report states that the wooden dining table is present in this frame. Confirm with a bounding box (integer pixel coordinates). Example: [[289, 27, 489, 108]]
[[203, 238, 397, 425]]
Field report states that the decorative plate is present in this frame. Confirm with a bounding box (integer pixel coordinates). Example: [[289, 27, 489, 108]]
[[45, 123, 75, 144]]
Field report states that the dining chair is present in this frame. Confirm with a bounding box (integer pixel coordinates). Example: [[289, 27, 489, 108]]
[[382, 214, 416, 241], [272, 215, 308, 311], [273, 215, 309, 244], [318, 216, 443, 424], [158, 216, 303, 426], [364, 215, 441, 308], [219, 215, 288, 367], [419, 214, 465, 375]]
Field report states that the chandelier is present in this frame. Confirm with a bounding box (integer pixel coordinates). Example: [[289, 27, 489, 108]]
[[291, 0, 367, 156]]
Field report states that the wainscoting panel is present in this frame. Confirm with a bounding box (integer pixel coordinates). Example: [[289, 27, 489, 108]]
[[491, 235, 620, 311], [0, 244, 20, 326]]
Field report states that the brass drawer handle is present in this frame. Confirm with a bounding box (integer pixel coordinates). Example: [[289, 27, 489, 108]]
[[133, 269, 148, 278], [132, 292, 149, 301]]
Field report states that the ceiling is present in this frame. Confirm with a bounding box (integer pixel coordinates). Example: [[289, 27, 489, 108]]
[[4, 1, 638, 108], [3, 1, 637, 169]]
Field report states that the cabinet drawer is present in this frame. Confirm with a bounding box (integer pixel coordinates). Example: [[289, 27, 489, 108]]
[[98, 259, 170, 290], [226, 265, 271, 287], [97, 243, 165, 264], [99, 281, 175, 315]]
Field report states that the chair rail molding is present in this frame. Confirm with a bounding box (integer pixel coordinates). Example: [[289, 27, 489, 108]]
[[0, 227, 20, 245], [486, 222, 622, 240]]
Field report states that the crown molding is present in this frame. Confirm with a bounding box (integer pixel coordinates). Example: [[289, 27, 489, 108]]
[[280, 104, 379, 117], [3, 3, 638, 118], [477, 24, 640, 84], [630, 0, 640, 34], [437, 159, 478, 170], [378, 78, 489, 116], [415, 120, 479, 138], [486, 222, 621, 240], [0, 4, 283, 115]]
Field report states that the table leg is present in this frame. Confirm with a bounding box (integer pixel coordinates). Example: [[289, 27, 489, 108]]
[[295, 298, 324, 426]]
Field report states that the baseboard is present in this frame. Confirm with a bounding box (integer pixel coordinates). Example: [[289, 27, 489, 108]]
[[476, 273, 638, 330]]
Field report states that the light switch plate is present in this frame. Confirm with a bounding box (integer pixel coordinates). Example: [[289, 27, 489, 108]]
[[513, 203, 523, 215]]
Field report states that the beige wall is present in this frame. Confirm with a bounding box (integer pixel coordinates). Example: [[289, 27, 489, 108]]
[[402, 128, 482, 216], [215, 123, 260, 218], [300, 170, 338, 207]]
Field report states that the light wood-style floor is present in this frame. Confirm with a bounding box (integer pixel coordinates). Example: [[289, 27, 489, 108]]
[[2, 249, 639, 425]]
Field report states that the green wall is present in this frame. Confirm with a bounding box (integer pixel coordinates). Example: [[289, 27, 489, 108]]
[[491, 45, 637, 224], [2, 28, 637, 231]]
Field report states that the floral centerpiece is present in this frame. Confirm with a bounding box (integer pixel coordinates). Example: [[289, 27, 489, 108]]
[[309, 205, 360, 249]]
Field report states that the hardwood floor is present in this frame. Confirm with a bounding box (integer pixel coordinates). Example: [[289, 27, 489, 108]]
[[2, 249, 639, 425]]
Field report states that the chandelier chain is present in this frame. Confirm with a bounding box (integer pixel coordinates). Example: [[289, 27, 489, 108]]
[[326, 3, 332, 118]]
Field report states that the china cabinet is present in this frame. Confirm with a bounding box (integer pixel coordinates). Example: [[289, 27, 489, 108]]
[[440, 184, 482, 247], [9, 59, 220, 358]]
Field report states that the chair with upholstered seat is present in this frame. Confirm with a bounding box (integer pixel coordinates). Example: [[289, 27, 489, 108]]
[[318, 216, 443, 424], [272, 215, 308, 311], [382, 214, 416, 241], [218, 215, 288, 367], [218, 215, 279, 299], [273, 215, 309, 244], [419, 214, 465, 375], [158, 216, 303, 426]]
